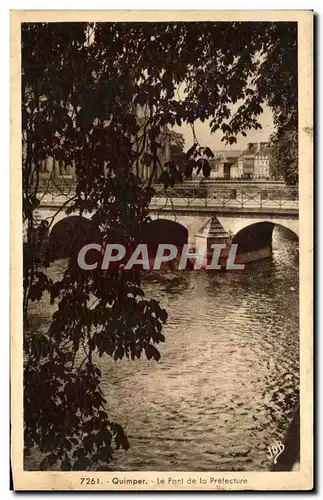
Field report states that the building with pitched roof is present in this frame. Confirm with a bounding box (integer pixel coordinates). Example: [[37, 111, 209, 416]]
[[238, 142, 271, 180], [209, 142, 271, 180], [209, 150, 242, 180]]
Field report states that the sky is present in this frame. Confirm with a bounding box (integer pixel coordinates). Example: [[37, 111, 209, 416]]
[[173, 104, 275, 152]]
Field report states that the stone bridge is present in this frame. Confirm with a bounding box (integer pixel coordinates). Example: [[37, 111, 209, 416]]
[[32, 186, 298, 264]]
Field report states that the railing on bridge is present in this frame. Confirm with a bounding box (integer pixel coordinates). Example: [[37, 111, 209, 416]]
[[150, 185, 298, 211], [38, 184, 299, 212]]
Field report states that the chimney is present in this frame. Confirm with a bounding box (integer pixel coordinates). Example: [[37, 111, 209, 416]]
[[256, 142, 261, 153]]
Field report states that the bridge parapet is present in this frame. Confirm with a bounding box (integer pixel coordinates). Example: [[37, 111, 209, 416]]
[[38, 185, 298, 213], [152, 185, 298, 209]]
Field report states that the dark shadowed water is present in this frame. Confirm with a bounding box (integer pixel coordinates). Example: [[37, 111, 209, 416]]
[[27, 226, 299, 472]]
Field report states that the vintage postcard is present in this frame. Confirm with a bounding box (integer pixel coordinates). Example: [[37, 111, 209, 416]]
[[10, 10, 313, 491]]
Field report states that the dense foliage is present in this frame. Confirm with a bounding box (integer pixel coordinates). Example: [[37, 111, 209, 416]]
[[22, 21, 298, 470], [269, 127, 298, 185], [169, 130, 185, 167]]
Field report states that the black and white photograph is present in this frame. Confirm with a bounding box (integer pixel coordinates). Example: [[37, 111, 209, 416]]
[[10, 10, 313, 491]]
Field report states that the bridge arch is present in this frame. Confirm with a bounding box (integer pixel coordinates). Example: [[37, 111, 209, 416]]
[[232, 221, 275, 255], [271, 222, 299, 241], [218, 216, 299, 239], [47, 215, 103, 261], [142, 218, 188, 251], [231, 221, 298, 260]]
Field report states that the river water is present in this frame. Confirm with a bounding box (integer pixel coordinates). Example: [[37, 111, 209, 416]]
[[27, 226, 299, 472]]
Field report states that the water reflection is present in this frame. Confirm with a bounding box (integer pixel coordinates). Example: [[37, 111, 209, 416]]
[[27, 225, 299, 472], [100, 226, 299, 471]]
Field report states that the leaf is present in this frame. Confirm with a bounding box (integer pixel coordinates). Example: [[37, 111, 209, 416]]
[[202, 159, 211, 178], [184, 159, 195, 178], [99, 445, 113, 462], [73, 457, 91, 470], [158, 170, 169, 189], [83, 435, 94, 453], [60, 460, 72, 471], [159, 308, 168, 323], [221, 123, 231, 134], [145, 344, 161, 362], [39, 453, 58, 470], [196, 158, 203, 176], [204, 147, 214, 158], [119, 434, 130, 451], [185, 143, 197, 159]]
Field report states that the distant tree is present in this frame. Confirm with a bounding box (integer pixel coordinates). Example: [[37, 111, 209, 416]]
[[169, 130, 185, 163], [269, 127, 298, 185], [22, 21, 298, 471]]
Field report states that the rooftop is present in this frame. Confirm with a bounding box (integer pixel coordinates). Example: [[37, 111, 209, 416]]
[[241, 142, 270, 156]]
